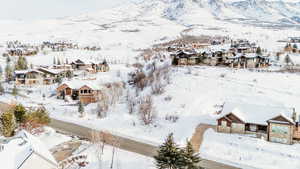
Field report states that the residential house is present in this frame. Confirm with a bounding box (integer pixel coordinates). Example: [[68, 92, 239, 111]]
[[71, 59, 110, 73], [225, 54, 270, 68], [56, 81, 83, 100], [71, 59, 92, 70], [216, 102, 299, 144], [171, 50, 199, 65], [52, 64, 73, 70], [0, 130, 57, 169], [78, 84, 103, 104], [96, 60, 110, 72], [14, 69, 44, 85], [288, 37, 300, 43], [37, 67, 71, 85], [57, 80, 104, 104], [230, 39, 257, 54]]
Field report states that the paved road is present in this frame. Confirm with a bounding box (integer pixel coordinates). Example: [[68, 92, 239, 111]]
[[49, 119, 241, 169], [49, 119, 159, 157]]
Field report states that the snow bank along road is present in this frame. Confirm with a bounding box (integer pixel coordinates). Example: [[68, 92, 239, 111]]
[[49, 118, 241, 169]]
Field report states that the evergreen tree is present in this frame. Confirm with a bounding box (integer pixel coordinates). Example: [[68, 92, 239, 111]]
[[78, 102, 85, 116], [1, 111, 16, 137], [15, 56, 28, 70], [293, 44, 298, 49], [53, 57, 56, 65], [256, 47, 262, 55], [12, 85, 18, 97], [154, 133, 185, 169], [182, 141, 203, 169], [66, 70, 73, 79], [5, 64, 13, 82], [284, 55, 292, 65], [0, 83, 4, 95], [56, 76, 63, 84], [13, 104, 27, 124], [6, 56, 11, 64]]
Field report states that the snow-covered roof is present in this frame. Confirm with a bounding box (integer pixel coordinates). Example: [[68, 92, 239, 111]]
[[14, 69, 44, 75], [218, 102, 295, 125], [0, 130, 57, 169], [38, 67, 65, 75], [62, 79, 104, 90]]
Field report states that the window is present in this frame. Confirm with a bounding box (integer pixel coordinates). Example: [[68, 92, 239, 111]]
[[84, 90, 88, 93], [271, 125, 289, 135], [88, 90, 91, 93], [221, 120, 227, 127]]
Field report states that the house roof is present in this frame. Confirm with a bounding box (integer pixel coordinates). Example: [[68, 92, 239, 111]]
[[218, 102, 295, 125], [62, 79, 104, 90], [0, 130, 57, 169], [38, 67, 65, 75], [14, 69, 44, 75]]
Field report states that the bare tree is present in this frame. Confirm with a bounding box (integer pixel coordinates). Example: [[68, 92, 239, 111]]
[[139, 96, 156, 125], [107, 134, 121, 169], [90, 130, 106, 169]]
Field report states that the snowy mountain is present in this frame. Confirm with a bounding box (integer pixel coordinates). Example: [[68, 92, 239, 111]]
[[154, 0, 300, 25], [95, 0, 299, 27]]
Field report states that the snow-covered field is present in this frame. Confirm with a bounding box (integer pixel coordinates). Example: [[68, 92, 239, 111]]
[[201, 129, 300, 169], [74, 143, 155, 169]]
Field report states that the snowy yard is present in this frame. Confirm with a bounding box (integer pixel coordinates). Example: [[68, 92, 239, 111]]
[[201, 129, 300, 169], [73, 143, 155, 169]]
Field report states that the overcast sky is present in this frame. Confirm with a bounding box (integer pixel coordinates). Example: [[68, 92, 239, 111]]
[[0, 0, 131, 20]]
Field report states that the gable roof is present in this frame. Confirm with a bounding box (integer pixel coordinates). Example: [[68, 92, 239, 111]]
[[37, 67, 65, 75], [267, 114, 295, 125], [61, 80, 104, 91], [218, 112, 245, 124], [218, 102, 294, 125]]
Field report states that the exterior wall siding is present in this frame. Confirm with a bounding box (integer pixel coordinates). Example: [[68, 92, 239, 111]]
[[217, 125, 231, 133], [231, 123, 245, 134]]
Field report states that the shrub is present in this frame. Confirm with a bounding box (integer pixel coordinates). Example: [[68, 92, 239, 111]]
[[13, 104, 27, 124], [1, 112, 16, 137], [23, 106, 50, 134]]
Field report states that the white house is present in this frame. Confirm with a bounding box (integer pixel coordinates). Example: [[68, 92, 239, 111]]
[[0, 130, 58, 169]]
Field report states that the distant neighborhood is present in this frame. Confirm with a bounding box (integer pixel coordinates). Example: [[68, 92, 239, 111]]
[[169, 38, 270, 68]]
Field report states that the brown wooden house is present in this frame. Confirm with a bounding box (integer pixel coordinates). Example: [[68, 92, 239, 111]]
[[217, 102, 297, 144], [78, 85, 103, 104], [57, 80, 104, 104], [14, 70, 44, 85]]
